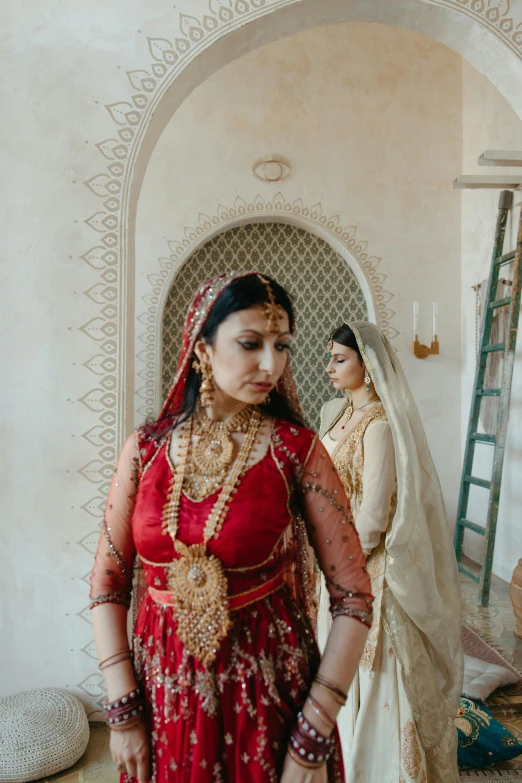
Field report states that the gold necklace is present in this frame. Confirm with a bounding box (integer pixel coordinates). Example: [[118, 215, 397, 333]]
[[340, 396, 380, 431], [186, 404, 254, 501], [161, 407, 262, 667]]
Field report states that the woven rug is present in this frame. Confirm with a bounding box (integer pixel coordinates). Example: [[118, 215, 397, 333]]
[[460, 772, 522, 779], [462, 622, 522, 697]]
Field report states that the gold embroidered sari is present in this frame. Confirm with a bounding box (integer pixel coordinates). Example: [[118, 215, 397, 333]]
[[319, 322, 463, 783], [322, 402, 396, 673]]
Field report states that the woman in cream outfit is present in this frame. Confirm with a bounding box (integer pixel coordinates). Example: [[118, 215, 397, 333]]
[[318, 321, 463, 783]]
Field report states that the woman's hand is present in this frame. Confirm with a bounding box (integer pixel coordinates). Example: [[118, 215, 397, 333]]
[[110, 722, 150, 783], [280, 751, 328, 783]]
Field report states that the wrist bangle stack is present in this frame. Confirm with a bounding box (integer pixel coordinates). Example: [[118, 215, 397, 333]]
[[105, 687, 144, 731], [313, 675, 347, 706], [288, 711, 335, 768]]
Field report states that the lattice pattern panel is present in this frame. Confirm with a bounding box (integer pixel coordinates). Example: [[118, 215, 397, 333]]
[[162, 223, 368, 429]]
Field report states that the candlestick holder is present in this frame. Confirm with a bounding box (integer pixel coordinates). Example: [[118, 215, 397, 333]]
[[413, 335, 439, 359]]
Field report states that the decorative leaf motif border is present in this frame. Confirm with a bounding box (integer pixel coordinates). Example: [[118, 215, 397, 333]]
[[134, 193, 397, 421], [77, 0, 522, 715], [426, 0, 522, 57]]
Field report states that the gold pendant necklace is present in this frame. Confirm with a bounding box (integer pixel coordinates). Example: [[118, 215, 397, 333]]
[[341, 396, 380, 431], [186, 404, 254, 501], [161, 407, 262, 667]]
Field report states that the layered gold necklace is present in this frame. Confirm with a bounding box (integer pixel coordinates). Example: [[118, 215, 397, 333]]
[[185, 403, 254, 501], [162, 406, 262, 667]]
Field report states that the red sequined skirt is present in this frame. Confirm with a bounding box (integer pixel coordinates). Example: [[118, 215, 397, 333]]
[[122, 587, 344, 782]]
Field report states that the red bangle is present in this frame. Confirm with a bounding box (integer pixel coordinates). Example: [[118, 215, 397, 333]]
[[306, 695, 336, 730], [289, 712, 335, 767], [105, 687, 144, 728], [314, 675, 347, 704]]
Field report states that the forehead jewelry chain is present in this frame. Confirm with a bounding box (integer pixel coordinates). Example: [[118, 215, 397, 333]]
[[257, 275, 285, 335]]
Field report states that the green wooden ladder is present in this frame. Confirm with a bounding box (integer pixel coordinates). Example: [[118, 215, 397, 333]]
[[454, 189, 522, 605]]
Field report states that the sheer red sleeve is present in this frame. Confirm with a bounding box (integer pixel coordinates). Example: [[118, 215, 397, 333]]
[[89, 433, 138, 610], [301, 438, 373, 627]]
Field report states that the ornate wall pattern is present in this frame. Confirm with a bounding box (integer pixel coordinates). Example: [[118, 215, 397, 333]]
[[134, 193, 395, 425], [162, 223, 368, 428], [426, 0, 522, 58], [76, 0, 522, 716]]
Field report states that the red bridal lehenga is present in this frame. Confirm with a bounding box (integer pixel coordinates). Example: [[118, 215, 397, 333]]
[[89, 273, 372, 783]]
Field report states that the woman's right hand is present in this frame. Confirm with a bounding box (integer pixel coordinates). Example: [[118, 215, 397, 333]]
[[110, 721, 150, 783]]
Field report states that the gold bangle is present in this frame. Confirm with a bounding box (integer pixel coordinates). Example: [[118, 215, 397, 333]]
[[313, 681, 346, 706], [99, 648, 131, 668], [99, 653, 132, 671], [109, 717, 143, 732], [314, 674, 347, 701]]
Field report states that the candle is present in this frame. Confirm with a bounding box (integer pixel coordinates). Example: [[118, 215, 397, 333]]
[[413, 301, 419, 339], [432, 301, 439, 339]]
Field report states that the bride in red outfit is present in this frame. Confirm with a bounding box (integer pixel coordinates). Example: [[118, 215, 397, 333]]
[[90, 272, 372, 783]]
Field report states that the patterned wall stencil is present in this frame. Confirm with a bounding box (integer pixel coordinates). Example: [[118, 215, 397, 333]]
[[162, 223, 368, 428]]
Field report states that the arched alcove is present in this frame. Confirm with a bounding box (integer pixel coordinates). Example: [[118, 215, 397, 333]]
[[161, 223, 368, 426]]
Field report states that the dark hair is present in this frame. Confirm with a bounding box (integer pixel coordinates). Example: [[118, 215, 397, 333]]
[[329, 323, 363, 363], [159, 274, 305, 431]]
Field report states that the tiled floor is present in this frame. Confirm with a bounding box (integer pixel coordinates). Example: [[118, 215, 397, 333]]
[[43, 571, 522, 782], [461, 567, 522, 672]]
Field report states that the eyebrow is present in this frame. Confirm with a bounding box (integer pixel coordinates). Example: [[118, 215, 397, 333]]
[[237, 329, 291, 338], [331, 353, 346, 358]]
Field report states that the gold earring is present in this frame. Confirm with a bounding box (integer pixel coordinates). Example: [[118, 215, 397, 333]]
[[193, 359, 214, 407], [364, 370, 371, 393]]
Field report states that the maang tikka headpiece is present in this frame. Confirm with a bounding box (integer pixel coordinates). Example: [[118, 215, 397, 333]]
[[327, 330, 334, 358], [257, 275, 285, 335]]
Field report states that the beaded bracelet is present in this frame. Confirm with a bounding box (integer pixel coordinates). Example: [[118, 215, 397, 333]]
[[288, 746, 325, 769], [288, 712, 335, 768], [105, 687, 144, 729], [297, 712, 334, 743]]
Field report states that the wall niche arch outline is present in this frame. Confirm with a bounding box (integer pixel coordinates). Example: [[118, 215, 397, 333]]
[[135, 193, 396, 423]]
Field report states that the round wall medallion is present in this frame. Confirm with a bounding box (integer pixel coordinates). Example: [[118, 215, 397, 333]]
[[253, 155, 291, 182]]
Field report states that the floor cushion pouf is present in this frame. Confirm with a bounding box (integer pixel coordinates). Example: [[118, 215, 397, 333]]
[[0, 688, 90, 782], [462, 654, 520, 702]]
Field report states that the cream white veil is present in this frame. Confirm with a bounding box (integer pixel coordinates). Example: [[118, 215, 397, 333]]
[[328, 321, 463, 775]]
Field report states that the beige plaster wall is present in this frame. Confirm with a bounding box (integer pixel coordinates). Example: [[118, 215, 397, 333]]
[[0, 0, 182, 716], [136, 22, 463, 524], [461, 60, 522, 584]]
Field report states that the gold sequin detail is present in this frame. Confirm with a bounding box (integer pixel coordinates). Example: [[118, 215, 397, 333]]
[[330, 403, 387, 504], [402, 720, 422, 780]]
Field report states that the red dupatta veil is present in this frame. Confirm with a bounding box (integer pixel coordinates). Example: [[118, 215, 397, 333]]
[[132, 271, 319, 629]]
